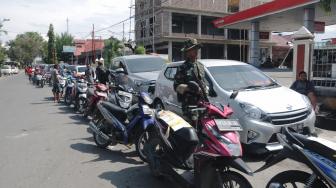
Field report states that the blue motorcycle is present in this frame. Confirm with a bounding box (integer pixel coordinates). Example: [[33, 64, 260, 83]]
[[89, 90, 155, 162], [256, 127, 336, 188]]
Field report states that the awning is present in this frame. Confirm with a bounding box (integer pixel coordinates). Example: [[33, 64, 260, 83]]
[[213, 0, 336, 32]]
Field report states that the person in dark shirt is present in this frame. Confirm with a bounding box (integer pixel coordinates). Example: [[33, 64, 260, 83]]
[[290, 71, 317, 111], [95, 61, 108, 85]]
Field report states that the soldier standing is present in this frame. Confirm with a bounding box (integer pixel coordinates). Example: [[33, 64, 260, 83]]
[[173, 38, 208, 119]]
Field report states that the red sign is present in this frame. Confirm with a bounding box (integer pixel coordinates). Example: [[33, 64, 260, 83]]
[[314, 21, 325, 33], [259, 32, 270, 40], [332, 38, 336, 45]]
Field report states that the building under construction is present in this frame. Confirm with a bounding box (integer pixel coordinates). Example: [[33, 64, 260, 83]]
[[135, 0, 274, 62]]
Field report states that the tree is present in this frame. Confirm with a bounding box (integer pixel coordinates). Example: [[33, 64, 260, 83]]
[[103, 37, 123, 67], [0, 22, 7, 36], [135, 45, 146, 54], [7, 32, 44, 65], [0, 43, 6, 63], [55, 32, 74, 63], [47, 24, 57, 64], [320, 0, 336, 12]]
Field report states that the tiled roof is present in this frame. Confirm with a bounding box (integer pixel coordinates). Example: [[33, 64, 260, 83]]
[[74, 39, 105, 57]]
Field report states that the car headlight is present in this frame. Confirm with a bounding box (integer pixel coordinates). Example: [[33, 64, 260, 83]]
[[302, 95, 313, 114], [240, 103, 267, 120]]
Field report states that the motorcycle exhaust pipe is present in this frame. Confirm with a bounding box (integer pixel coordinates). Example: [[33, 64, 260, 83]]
[[89, 121, 110, 141]]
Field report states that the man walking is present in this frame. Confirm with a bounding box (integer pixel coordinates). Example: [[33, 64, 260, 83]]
[[51, 64, 61, 103]]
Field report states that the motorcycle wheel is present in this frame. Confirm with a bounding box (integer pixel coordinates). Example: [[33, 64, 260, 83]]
[[135, 129, 151, 162], [266, 170, 328, 188], [144, 132, 164, 178], [93, 119, 112, 148], [210, 171, 252, 188], [64, 93, 71, 105], [78, 98, 87, 113], [41, 80, 44, 88]]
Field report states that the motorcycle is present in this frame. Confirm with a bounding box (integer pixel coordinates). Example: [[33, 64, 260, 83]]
[[64, 76, 75, 105], [255, 127, 336, 188], [89, 89, 156, 162], [35, 73, 45, 88], [83, 83, 109, 118], [59, 76, 67, 97], [73, 78, 88, 113], [145, 82, 253, 188]]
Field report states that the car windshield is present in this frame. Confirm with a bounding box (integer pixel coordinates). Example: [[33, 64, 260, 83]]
[[207, 65, 277, 91], [3, 65, 11, 69], [77, 67, 86, 73], [125, 57, 166, 73]]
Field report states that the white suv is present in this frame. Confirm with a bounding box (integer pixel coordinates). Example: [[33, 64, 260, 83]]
[[153, 59, 316, 154]]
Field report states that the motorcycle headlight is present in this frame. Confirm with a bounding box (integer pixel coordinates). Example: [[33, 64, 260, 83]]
[[142, 105, 155, 116], [302, 95, 313, 115], [240, 103, 267, 120]]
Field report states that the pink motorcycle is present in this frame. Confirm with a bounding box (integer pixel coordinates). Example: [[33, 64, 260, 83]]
[[145, 82, 252, 188]]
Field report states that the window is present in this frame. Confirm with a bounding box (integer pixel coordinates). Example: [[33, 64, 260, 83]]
[[125, 57, 166, 73], [164, 67, 177, 80], [228, 0, 240, 13]]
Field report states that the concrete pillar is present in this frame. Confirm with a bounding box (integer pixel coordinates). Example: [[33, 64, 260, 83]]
[[292, 27, 314, 81], [224, 44, 227, 59], [250, 21, 260, 66], [168, 11, 172, 35], [304, 6, 315, 33], [168, 41, 173, 62], [198, 15, 202, 37]]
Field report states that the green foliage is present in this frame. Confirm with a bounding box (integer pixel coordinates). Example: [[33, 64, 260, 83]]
[[47, 24, 57, 64], [55, 32, 74, 63], [7, 32, 45, 65], [0, 43, 6, 63], [103, 37, 123, 67], [0, 23, 7, 36], [135, 45, 146, 55], [320, 0, 336, 12]]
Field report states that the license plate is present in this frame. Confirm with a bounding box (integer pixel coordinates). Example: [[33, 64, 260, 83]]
[[289, 123, 304, 133], [214, 119, 242, 132]]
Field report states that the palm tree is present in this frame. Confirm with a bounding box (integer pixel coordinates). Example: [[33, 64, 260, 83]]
[[104, 37, 123, 66]]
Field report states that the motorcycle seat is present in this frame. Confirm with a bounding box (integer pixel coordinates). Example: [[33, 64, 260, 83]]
[[292, 133, 336, 162], [101, 101, 128, 121]]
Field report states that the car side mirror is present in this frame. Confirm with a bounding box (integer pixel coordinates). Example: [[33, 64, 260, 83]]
[[230, 90, 239, 99]]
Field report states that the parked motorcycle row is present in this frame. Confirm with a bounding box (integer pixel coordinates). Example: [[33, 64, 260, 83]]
[[26, 68, 336, 188]]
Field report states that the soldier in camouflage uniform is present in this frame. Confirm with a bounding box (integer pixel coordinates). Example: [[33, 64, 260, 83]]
[[173, 38, 209, 119]]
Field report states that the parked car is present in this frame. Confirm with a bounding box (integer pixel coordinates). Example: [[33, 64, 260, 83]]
[[68, 65, 86, 77], [109, 55, 167, 94], [153, 59, 316, 154], [1, 65, 13, 75], [11, 66, 19, 74]]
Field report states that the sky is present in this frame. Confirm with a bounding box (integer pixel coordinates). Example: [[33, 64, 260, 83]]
[[0, 0, 134, 43], [0, 0, 335, 45]]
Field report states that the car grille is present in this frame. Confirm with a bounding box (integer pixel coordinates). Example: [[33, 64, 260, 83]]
[[266, 108, 309, 125]]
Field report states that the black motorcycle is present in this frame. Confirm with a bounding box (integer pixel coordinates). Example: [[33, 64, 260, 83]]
[[255, 127, 336, 188]]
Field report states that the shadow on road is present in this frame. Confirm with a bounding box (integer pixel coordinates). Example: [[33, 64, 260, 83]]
[[70, 142, 143, 165], [99, 166, 173, 188]]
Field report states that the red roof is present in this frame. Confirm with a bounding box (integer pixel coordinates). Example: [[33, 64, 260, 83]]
[[74, 39, 105, 57], [213, 0, 319, 28]]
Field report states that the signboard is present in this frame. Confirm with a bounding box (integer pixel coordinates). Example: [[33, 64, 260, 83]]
[[63, 46, 76, 53], [314, 21, 325, 33], [332, 38, 336, 45], [259, 32, 270, 40]]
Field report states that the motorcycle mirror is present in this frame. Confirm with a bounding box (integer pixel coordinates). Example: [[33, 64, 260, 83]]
[[230, 90, 239, 99]]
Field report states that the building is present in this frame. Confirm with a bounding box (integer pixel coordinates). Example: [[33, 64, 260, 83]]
[[74, 39, 105, 65], [135, 0, 273, 62]]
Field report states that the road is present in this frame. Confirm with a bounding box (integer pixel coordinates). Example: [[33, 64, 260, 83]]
[[0, 72, 334, 188]]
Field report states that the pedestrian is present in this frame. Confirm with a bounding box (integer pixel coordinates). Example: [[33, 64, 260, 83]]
[[173, 38, 208, 120], [290, 71, 317, 111], [85, 62, 95, 84], [95, 60, 108, 85], [51, 64, 61, 103]]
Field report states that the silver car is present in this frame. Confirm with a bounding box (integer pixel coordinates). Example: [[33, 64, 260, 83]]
[[153, 59, 316, 154]]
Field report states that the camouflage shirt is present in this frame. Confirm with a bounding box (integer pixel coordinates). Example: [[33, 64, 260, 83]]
[[173, 60, 208, 111]]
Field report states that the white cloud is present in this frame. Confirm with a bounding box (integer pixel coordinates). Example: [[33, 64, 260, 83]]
[[0, 0, 133, 43]]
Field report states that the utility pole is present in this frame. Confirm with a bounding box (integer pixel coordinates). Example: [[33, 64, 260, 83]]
[[66, 17, 69, 34], [123, 22, 126, 55], [92, 24, 95, 64], [152, 0, 155, 53], [129, 0, 132, 41]]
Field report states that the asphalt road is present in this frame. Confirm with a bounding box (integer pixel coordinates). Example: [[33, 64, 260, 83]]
[[0, 72, 334, 188]]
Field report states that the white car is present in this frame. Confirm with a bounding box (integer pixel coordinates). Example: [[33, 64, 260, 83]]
[[1, 65, 12, 75], [11, 67, 19, 74], [68, 65, 86, 77], [153, 59, 316, 154]]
